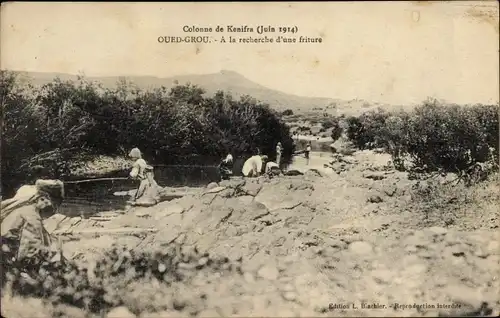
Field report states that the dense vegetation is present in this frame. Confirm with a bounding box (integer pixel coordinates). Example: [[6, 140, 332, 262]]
[[1, 243, 241, 316], [344, 100, 499, 181], [1, 71, 294, 196]]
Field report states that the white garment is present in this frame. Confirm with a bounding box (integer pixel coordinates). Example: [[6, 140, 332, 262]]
[[130, 159, 148, 180], [224, 154, 233, 164], [265, 161, 279, 173], [242, 155, 264, 177]]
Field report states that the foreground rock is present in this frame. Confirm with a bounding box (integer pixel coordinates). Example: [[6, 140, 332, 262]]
[[5, 156, 499, 318]]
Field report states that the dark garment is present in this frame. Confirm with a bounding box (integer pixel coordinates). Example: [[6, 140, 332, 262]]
[[218, 160, 233, 180], [305, 151, 310, 159]]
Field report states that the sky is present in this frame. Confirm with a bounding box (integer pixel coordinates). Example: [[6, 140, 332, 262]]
[[1, 1, 499, 105]]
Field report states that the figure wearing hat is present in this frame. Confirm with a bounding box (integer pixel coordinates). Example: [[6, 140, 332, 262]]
[[127, 148, 161, 207], [1, 179, 65, 263], [218, 153, 234, 181]]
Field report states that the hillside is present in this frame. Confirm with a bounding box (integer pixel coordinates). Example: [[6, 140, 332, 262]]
[[10, 70, 398, 115]]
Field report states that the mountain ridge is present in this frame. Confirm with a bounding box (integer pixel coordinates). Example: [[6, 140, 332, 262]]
[[8, 69, 397, 115]]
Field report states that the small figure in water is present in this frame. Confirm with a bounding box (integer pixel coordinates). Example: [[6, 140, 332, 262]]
[[1, 179, 66, 265], [127, 148, 161, 207], [305, 142, 312, 165], [276, 142, 283, 168], [218, 154, 234, 180]]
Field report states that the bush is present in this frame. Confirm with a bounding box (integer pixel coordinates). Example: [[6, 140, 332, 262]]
[[1, 71, 295, 195], [321, 118, 336, 130], [1, 244, 241, 315], [281, 109, 294, 116], [400, 101, 498, 175], [345, 99, 499, 181]]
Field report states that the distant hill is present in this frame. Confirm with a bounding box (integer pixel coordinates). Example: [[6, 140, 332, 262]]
[[10, 70, 399, 115]]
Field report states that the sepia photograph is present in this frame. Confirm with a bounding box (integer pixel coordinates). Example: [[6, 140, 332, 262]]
[[1, 1, 499, 317]]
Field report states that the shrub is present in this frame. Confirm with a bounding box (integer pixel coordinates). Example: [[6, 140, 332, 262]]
[[1, 244, 242, 315], [345, 116, 367, 149], [321, 119, 335, 130], [345, 98, 499, 181], [411, 102, 497, 173], [345, 108, 390, 149], [281, 109, 294, 116], [330, 120, 343, 142]]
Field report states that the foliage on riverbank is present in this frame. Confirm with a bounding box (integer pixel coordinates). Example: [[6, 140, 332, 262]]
[[344, 99, 499, 181], [1, 71, 294, 195]]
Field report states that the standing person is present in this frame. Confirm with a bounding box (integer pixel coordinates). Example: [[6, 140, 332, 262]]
[[276, 142, 283, 168], [127, 148, 161, 207], [218, 154, 234, 180], [1, 179, 66, 264], [242, 155, 268, 178], [305, 142, 312, 165]]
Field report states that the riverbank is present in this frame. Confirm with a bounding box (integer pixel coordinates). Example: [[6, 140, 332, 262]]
[[3, 148, 498, 318]]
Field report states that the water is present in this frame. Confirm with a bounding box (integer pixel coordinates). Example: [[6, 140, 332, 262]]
[[58, 165, 222, 217]]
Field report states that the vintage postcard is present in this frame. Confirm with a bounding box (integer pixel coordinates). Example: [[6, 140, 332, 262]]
[[1, 1, 499, 317]]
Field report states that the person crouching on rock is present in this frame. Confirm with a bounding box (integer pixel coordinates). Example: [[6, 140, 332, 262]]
[[265, 161, 282, 178], [1, 179, 66, 268], [242, 155, 268, 178], [218, 154, 234, 180], [127, 148, 161, 207]]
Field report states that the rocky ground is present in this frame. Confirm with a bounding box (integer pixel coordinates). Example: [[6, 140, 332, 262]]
[[2, 151, 499, 318]]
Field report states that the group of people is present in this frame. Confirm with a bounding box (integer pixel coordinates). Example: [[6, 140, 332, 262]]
[[0, 147, 161, 265], [0, 141, 308, 267], [218, 141, 286, 180]]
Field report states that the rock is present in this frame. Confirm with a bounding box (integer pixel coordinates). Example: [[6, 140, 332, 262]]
[[196, 309, 221, 317], [284, 169, 304, 176], [282, 291, 298, 301], [206, 182, 219, 190], [305, 169, 322, 177], [255, 187, 305, 212], [403, 231, 432, 248], [367, 195, 383, 203], [425, 226, 448, 236], [220, 178, 245, 188], [486, 241, 499, 255], [204, 186, 227, 194], [154, 203, 185, 221], [341, 156, 357, 164], [241, 181, 263, 196], [106, 307, 135, 318], [403, 263, 428, 277], [348, 241, 373, 255], [371, 269, 394, 284], [444, 284, 484, 309], [449, 244, 467, 257], [237, 195, 254, 206], [444, 232, 464, 246], [244, 272, 255, 283], [383, 185, 398, 197], [257, 264, 280, 281], [363, 172, 386, 180], [281, 283, 295, 292]]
